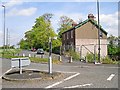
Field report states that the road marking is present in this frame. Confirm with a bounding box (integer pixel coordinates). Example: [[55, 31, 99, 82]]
[[0, 68, 12, 78], [107, 74, 115, 81], [64, 83, 93, 88], [45, 73, 80, 88], [57, 71, 77, 74]]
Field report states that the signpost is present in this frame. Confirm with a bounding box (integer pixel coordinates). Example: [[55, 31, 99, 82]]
[[11, 58, 31, 74]]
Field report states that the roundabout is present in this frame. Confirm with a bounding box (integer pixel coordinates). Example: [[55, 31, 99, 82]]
[[2, 69, 63, 81]]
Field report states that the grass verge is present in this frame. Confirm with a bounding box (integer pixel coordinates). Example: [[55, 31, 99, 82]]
[[30, 57, 61, 64]]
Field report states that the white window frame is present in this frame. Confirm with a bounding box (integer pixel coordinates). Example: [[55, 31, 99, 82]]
[[71, 30, 73, 38]]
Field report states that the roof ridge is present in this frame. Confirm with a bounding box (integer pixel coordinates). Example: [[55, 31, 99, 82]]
[[62, 18, 107, 35]]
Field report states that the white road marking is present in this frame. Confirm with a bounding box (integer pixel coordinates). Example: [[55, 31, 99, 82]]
[[64, 83, 93, 88], [45, 73, 80, 88], [0, 68, 12, 78], [107, 74, 115, 81], [56, 71, 77, 74]]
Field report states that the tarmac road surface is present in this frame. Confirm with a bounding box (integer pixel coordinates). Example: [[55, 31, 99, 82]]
[[2, 59, 119, 89]]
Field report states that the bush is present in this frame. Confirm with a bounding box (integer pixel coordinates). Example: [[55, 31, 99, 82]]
[[86, 53, 94, 63], [64, 50, 80, 61], [86, 53, 119, 64], [101, 56, 119, 64]]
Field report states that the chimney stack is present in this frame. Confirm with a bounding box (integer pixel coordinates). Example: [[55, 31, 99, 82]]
[[72, 21, 78, 27], [88, 14, 95, 20]]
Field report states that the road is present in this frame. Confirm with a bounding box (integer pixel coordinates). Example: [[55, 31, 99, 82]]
[[2, 60, 119, 89]]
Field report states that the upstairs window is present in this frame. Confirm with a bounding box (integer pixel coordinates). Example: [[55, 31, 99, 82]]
[[67, 32, 69, 39], [71, 30, 73, 38], [63, 34, 65, 40], [100, 31, 103, 38]]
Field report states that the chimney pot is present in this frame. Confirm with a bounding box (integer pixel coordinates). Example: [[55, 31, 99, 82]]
[[88, 14, 95, 20]]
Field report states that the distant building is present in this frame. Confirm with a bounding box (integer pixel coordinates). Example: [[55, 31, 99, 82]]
[[62, 14, 107, 58]]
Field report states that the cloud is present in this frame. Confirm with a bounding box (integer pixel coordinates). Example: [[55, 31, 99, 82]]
[[96, 12, 118, 36], [52, 11, 118, 37], [4, 0, 23, 8], [7, 7, 37, 16]]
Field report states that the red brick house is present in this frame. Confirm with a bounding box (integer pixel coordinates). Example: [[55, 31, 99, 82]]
[[62, 14, 107, 58]]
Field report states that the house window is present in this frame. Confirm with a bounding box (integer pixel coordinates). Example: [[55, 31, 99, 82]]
[[100, 31, 103, 38], [67, 32, 69, 39], [71, 30, 73, 38], [63, 34, 65, 40]]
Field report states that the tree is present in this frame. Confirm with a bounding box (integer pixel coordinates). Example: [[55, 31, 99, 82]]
[[107, 35, 120, 60], [19, 13, 61, 51], [107, 35, 118, 55], [19, 39, 29, 49], [57, 16, 74, 40]]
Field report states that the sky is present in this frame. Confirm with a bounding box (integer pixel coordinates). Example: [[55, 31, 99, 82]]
[[0, 0, 119, 47]]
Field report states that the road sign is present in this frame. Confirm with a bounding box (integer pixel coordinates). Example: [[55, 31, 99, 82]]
[[11, 58, 31, 74], [11, 58, 31, 68]]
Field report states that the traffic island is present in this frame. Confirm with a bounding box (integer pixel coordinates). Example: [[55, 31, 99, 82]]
[[2, 69, 63, 81]]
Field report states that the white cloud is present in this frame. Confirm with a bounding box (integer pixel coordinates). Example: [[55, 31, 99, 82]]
[[53, 11, 118, 37], [4, 0, 23, 8], [7, 7, 37, 16], [96, 12, 118, 36]]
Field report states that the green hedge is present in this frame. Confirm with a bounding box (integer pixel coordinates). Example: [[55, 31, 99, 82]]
[[86, 53, 119, 64]]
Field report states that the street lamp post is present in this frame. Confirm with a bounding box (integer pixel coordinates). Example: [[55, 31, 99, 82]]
[[2, 5, 6, 52], [97, 0, 101, 63]]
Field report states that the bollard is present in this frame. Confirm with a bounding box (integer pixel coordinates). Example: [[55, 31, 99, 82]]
[[59, 55, 62, 61], [29, 54, 31, 57], [68, 56, 72, 63], [23, 53, 25, 57], [41, 55, 44, 58]]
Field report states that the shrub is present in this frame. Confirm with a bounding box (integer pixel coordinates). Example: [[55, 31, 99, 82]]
[[101, 56, 119, 64], [86, 53, 94, 63], [64, 50, 80, 61]]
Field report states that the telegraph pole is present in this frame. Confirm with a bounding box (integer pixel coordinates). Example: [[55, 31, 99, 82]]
[[6, 28, 8, 50], [2, 5, 6, 51], [97, 0, 101, 63]]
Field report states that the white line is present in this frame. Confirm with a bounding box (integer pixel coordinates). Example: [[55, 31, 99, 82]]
[[45, 73, 80, 88], [64, 83, 92, 88], [64, 73, 80, 81], [107, 74, 115, 81], [56, 71, 77, 74], [0, 68, 12, 78]]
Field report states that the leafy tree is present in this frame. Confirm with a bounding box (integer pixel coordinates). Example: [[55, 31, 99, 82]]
[[19, 39, 29, 49], [57, 16, 74, 40], [107, 35, 118, 55], [19, 13, 61, 51], [107, 35, 120, 60]]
